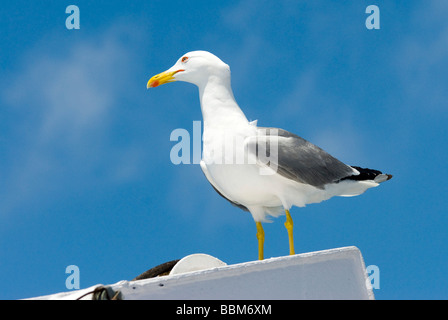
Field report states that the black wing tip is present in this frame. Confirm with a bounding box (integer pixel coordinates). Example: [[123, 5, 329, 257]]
[[341, 166, 393, 182]]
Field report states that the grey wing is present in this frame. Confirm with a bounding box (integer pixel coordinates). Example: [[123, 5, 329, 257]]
[[248, 127, 358, 189]]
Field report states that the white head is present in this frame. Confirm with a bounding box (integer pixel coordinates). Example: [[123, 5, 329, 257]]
[[147, 51, 231, 88]]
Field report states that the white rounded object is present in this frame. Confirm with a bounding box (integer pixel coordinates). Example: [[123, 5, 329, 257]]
[[169, 254, 227, 275]]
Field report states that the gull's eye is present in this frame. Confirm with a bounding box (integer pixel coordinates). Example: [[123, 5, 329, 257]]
[[181, 56, 189, 63]]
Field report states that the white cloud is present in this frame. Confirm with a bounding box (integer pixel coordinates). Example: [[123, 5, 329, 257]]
[[4, 31, 129, 144], [0, 24, 145, 215]]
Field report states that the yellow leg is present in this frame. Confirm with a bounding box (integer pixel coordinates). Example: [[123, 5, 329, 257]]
[[256, 222, 264, 260], [284, 210, 295, 255]]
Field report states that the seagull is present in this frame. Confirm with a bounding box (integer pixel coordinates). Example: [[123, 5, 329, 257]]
[[147, 51, 392, 260]]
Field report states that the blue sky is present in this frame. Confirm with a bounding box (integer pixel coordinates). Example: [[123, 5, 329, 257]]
[[1, 1, 447, 300]]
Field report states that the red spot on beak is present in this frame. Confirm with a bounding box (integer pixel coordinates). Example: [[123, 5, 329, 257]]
[[149, 80, 159, 88]]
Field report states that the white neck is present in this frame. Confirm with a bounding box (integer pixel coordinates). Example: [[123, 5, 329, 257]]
[[198, 74, 249, 132]]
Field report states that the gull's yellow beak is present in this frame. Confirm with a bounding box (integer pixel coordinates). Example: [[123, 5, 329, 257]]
[[147, 69, 184, 88]]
